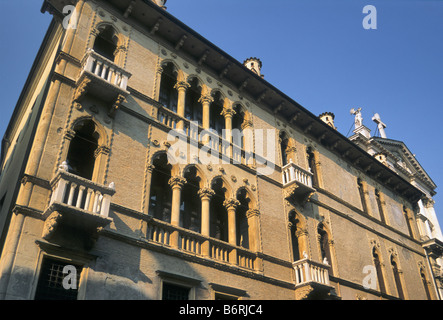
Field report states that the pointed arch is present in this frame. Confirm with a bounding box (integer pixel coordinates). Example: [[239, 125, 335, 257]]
[[390, 253, 406, 299], [159, 61, 179, 113], [149, 151, 173, 222], [279, 130, 296, 166], [184, 76, 203, 125], [65, 117, 109, 182], [288, 210, 308, 262], [419, 263, 433, 300], [209, 176, 232, 242], [92, 23, 123, 62], [372, 245, 387, 294], [317, 222, 334, 273]]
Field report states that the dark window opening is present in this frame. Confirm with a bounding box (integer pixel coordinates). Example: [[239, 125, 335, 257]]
[[280, 132, 289, 167], [181, 166, 201, 233], [93, 26, 117, 61], [421, 271, 432, 300], [307, 147, 319, 187], [210, 178, 228, 242], [159, 63, 178, 113], [372, 248, 386, 294], [149, 153, 172, 222], [236, 189, 250, 249], [318, 224, 332, 269], [391, 257, 405, 300], [162, 283, 190, 300], [358, 178, 368, 214], [232, 104, 245, 148], [184, 78, 202, 126], [34, 257, 82, 300], [66, 120, 99, 180], [375, 189, 386, 224], [289, 212, 301, 262], [210, 92, 225, 137]]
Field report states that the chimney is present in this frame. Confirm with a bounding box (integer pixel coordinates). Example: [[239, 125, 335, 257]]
[[152, 0, 167, 9], [319, 112, 336, 129], [243, 57, 263, 78]]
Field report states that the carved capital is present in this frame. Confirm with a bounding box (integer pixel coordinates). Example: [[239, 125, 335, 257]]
[[168, 176, 187, 189], [174, 81, 190, 91], [198, 94, 214, 105], [221, 108, 236, 119], [198, 188, 215, 200], [223, 198, 240, 211]]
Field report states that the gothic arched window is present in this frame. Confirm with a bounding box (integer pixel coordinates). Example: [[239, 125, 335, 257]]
[[210, 178, 229, 242], [372, 247, 387, 294], [93, 25, 118, 61], [66, 120, 99, 180], [159, 62, 178, 113], [149, 153, 172, 222], [181, 166, 202, 233], [185, 78, 202, 126]]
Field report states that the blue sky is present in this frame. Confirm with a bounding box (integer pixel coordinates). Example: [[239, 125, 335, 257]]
[[1, 1, 442, 224]]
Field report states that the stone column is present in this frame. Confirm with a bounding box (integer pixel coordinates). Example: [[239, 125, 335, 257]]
[[198, 187, 215, 257], [221, 108, 235, 158], [199, 95, 214, 130], [174, 81, 190, 130], [247, 209, 262, 271], [224, 198, 240, 264], [241, 120, 254, 166], [168, 176, 187, 248]]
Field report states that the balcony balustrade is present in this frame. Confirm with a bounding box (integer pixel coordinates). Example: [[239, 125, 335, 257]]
[[292, 258, 335, 299], [42, 165, 115, 248], [76, 49, 132, 104], [146, 217, 258, 271], [282, 160, 316, 201]]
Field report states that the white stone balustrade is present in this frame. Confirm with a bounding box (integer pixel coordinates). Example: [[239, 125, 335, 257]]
[[146, 217, 257, 270], [282, 160, 313, 187], [292, 258, 331, 287], [82, 49, 131, 91], [50, 167, 116, 218]]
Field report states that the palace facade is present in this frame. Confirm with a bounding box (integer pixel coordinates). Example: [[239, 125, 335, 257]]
[[0, 0, 441, 300]]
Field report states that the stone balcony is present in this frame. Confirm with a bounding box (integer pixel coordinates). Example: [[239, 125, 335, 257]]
[[146, 217, 259, 271], [74, 49, 132, 116], [282, 160, 316, 202], [292, 258, 335, 300], [42, 166, 115, 249]]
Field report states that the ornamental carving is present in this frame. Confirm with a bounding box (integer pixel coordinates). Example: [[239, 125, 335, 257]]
[[168, 176, 187, 189], [198, 188, 215, 200], [223, 198, 240, 210], [42, 212, 62, 240]]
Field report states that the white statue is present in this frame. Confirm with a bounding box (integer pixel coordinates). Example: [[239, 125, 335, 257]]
[[350, 108, 363, 128]]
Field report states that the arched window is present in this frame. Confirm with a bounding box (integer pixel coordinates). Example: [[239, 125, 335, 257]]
[[403, 206, 414, 238], [289, 211, 303, 262], [159, 62, 178, 113], [420, 268, 433, 300], [232, 104, 246, 148], [180, 166, 202, 233], [372, 247, 387, 294], [149, 153, 172, 222], [210, 91, 225, 137], [307, 147, 319, 188], [279, 131, 289, 167], [93, 25, 118, 61], [236, 188, 251, 249], [357, 178, 368, 214], [66, 120, 99, 180], [375, 189, 386, 224], [391, 255, 405, 300], [185, 77, 202, 126], [318, 223, 333, 270], [210, 177, 229, 242]]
